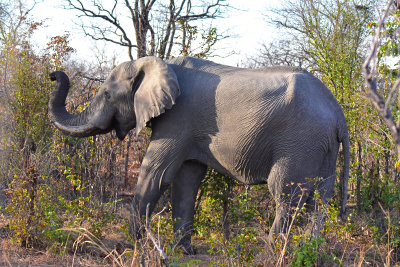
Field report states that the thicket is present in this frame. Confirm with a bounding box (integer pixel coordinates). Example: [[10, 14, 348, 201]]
[[0, 19, 121, 252], [2, 0, 400, 266]]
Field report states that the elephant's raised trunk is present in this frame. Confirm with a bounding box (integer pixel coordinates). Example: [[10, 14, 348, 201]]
[[48, 71, 104, 137]]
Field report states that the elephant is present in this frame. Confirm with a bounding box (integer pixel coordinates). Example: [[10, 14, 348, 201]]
[[48, 56, 349, 253]]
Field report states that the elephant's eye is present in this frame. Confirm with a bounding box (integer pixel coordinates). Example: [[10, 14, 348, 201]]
[[104, 91, 111, 100]]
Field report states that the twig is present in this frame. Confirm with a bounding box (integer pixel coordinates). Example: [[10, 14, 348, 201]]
[[276, 187, 306, 267], [77, 73, 106, 82], [378, 202, 394, 267], [145, 204, 169, 266], [1, 251, 12, 267]]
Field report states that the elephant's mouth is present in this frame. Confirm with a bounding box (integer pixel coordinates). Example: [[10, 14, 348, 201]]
[[110, 118, 129, 141], [114, 128, 128, 140]]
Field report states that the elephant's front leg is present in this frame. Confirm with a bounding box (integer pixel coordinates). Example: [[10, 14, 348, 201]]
[[171, 160, 207, 254], [130, 140, 185, 235]]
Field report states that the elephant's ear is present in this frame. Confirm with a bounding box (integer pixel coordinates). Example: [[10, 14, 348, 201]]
[[133, 56, 180, 135]]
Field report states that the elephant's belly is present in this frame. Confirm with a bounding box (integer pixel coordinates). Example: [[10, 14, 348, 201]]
[[200, 137, 272, 185]]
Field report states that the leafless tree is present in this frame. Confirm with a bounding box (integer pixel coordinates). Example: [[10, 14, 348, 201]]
[[362, 0, 400, 157], [64, 0, 229, 60], [247, 40, 305, 68], [0, 0, 37, 46]]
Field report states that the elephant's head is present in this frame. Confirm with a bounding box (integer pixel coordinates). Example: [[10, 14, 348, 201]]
[[48, 56, 180, 140]]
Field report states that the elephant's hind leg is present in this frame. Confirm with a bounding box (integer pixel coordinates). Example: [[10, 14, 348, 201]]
[[267, 155, 322, 241], [304, 150, 338, 235], [171, 160, 207, 254], [316, 148, 338, 203], [303, 148, 338, 215], [268, 186, 310, 241]]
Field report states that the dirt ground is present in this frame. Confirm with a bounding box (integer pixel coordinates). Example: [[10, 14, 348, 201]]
[[0, 244, 96, 267], [0, 222, 216, 267], [0, 239, 216, 267]]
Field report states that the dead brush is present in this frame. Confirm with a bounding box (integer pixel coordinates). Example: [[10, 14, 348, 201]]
[[63, 206, 171, 267]]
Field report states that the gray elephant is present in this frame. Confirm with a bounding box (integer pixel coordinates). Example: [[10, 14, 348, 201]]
[[48, 56, 349, 253]]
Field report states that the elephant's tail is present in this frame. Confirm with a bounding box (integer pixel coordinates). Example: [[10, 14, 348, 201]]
[[339, 128, 350, 221]]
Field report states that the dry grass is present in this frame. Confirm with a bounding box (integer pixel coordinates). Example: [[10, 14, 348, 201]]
[[0, 238, 106, 267], [1, 190, 400, 266], [0, 222, 397, 267]]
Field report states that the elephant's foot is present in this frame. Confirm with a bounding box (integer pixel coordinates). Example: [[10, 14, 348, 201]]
[[176, 243, 197, 255], [128, 219, 143, 240], [172, 238, 197, 255], [267, 232, 280, 245]]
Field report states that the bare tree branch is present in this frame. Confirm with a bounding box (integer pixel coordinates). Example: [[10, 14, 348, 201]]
[[65, 0, 229, 59], [362, 0, 400, 155], [66, 0, 136, 60], [178, 0, 227, 20]]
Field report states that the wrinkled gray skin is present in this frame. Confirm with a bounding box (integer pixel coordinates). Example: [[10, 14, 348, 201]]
[[49, 56, 350, 253]]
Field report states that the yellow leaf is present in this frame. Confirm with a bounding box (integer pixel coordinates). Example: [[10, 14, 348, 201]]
[[396, 160, 400, 170]]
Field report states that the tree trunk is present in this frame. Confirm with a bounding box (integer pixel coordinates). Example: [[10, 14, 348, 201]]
[[356, 142, 363, 212]]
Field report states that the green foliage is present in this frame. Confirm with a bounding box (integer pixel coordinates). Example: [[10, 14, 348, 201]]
[[291, 236, 324, 266], [6, 175, 116, 252], [194, 169, 235, 237], [3, 29, 56, 246], [290, 235, 341, 267], [207, 227, 259, 266], [193, 169, 271, 265], [9, 50, 53, 150], [282, 194, 343, 266]]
